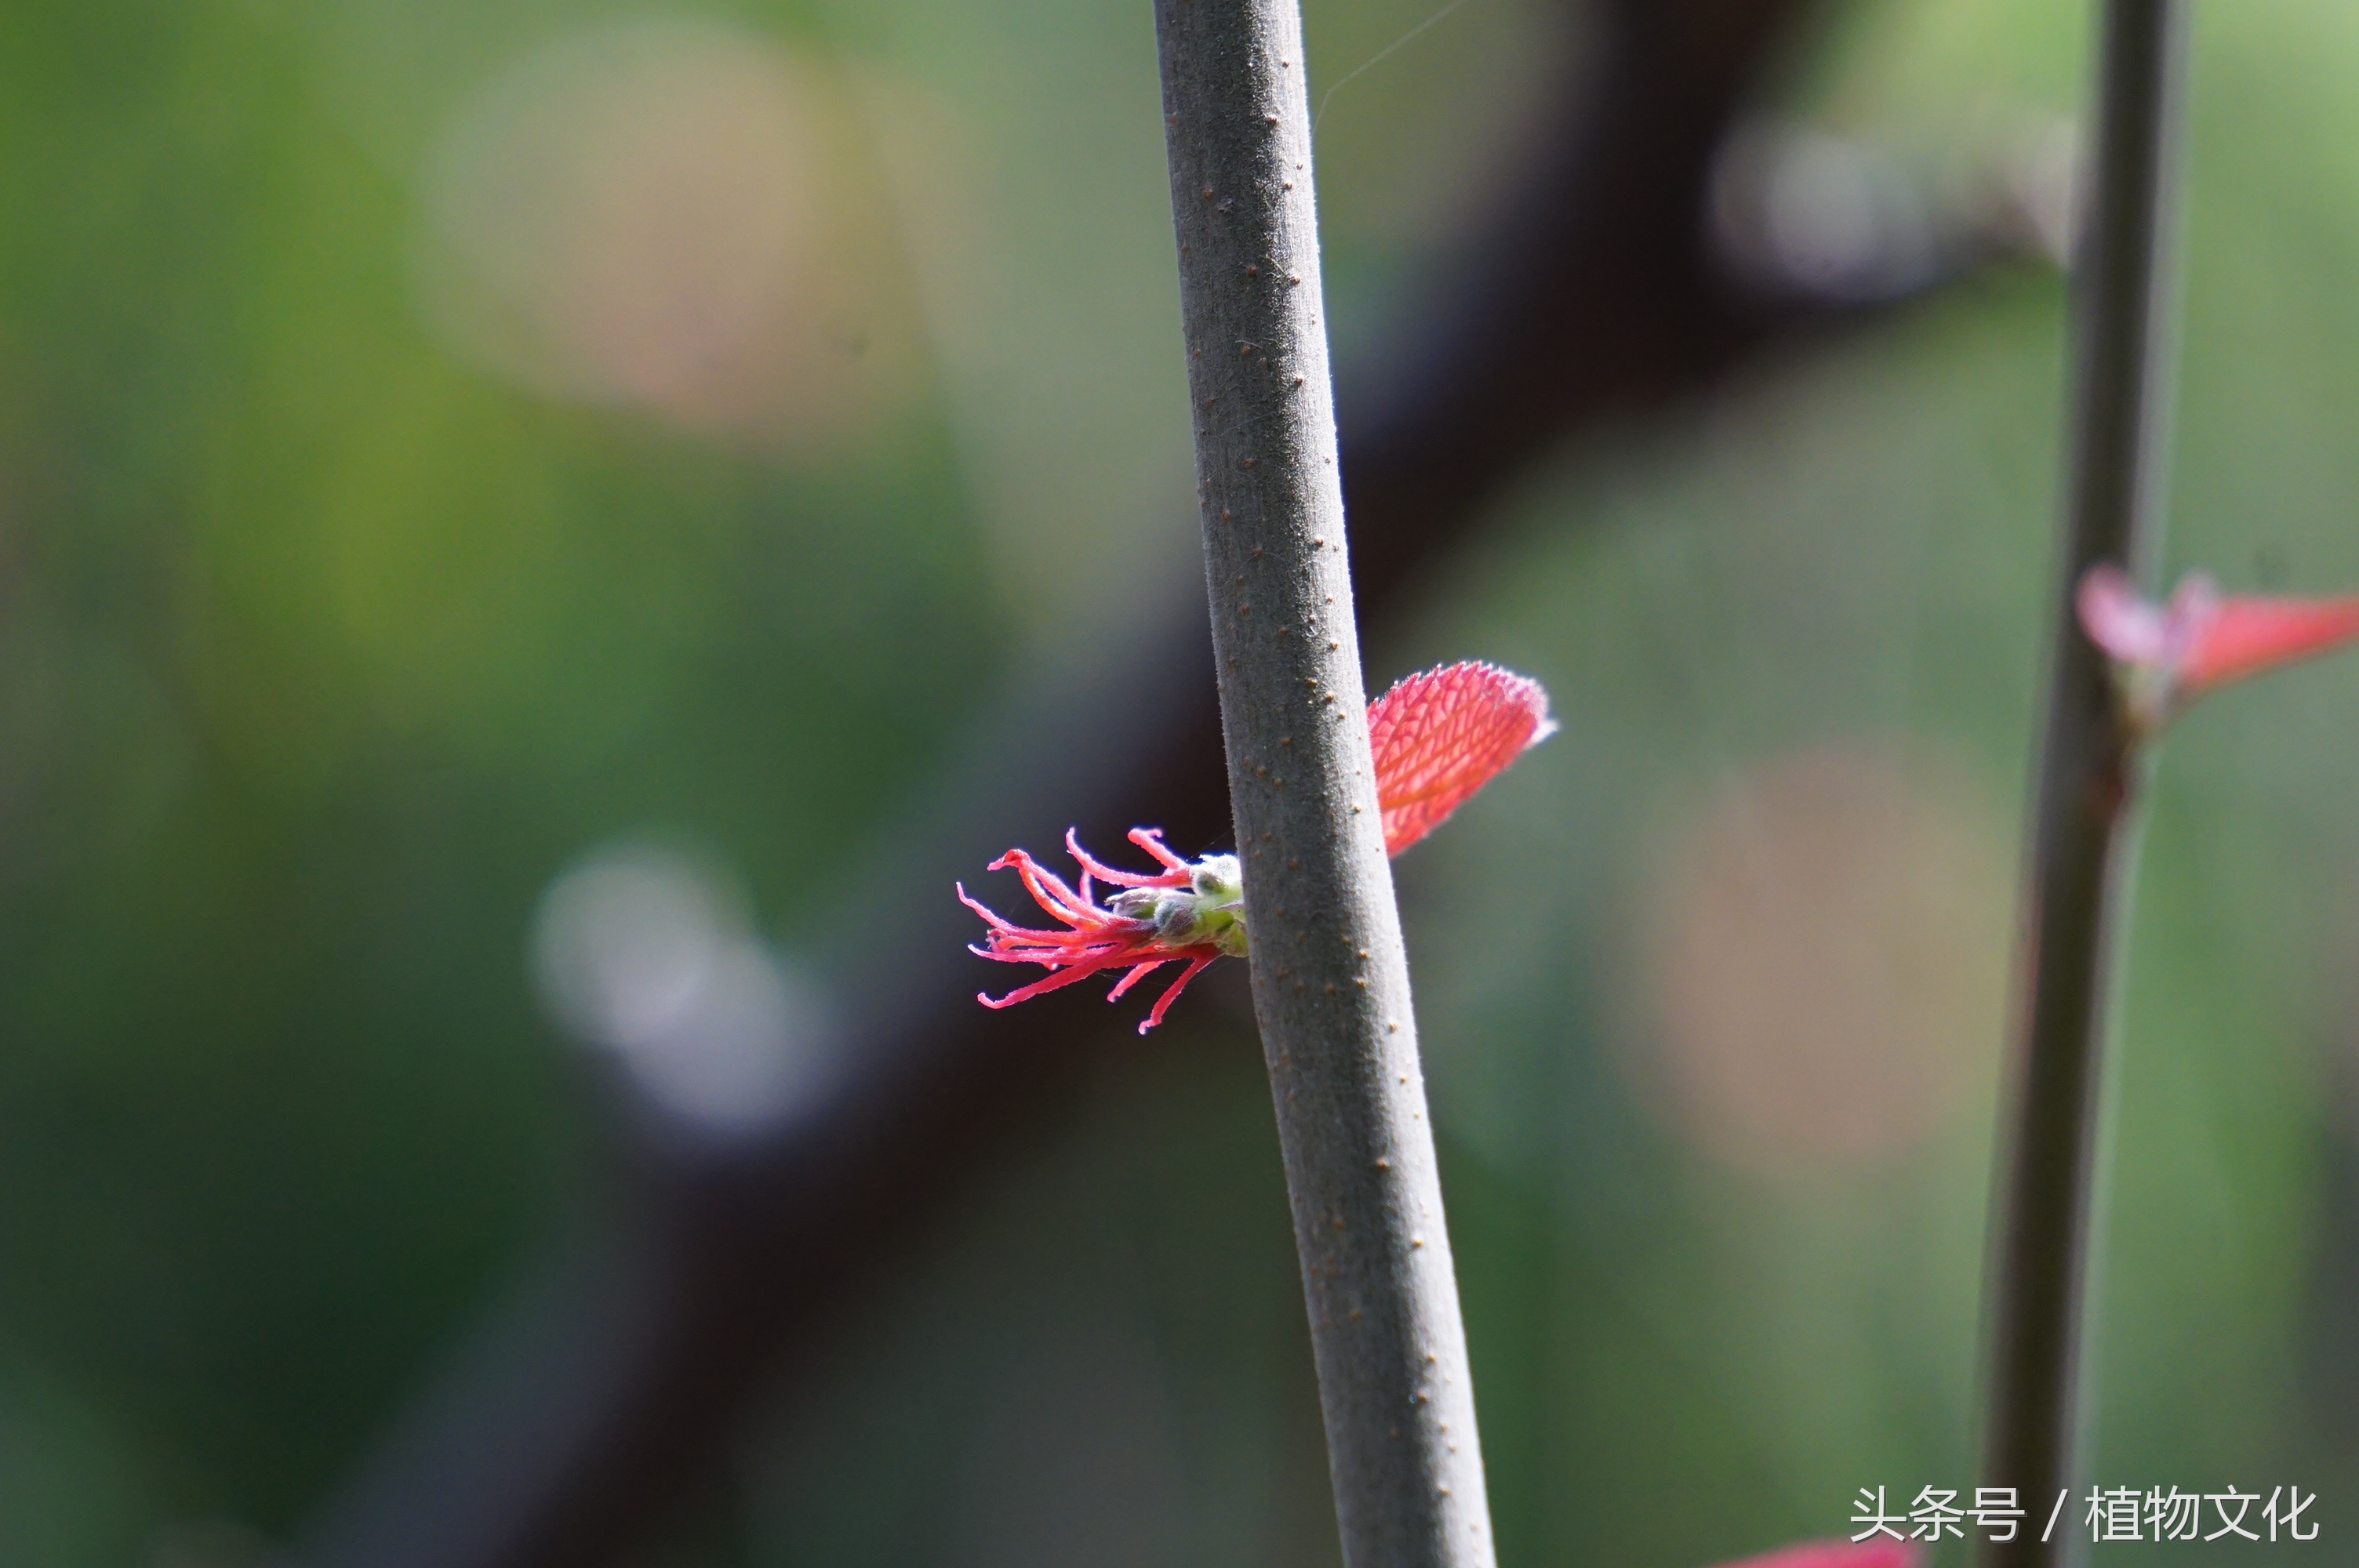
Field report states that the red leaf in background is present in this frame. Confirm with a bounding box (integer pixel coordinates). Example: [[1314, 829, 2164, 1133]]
[[1369, 661, 1556, 855], [2184, 592, 2359, 694], [2077, 563, 2359, 723], [1710, 1539, 1921, 1568]]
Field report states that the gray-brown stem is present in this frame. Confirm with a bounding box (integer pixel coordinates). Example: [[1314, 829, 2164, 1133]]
[[1151, 4, 1495, 1565]]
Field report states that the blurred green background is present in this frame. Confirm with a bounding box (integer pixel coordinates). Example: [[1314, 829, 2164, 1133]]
[[5, 0, 2359, 1562]]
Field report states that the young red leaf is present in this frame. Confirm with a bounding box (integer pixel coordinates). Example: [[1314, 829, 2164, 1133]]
[[2184, 592, 2359, 692], [1709, 1541, 1920, 1568], [2077, 563, 2359, 728], [1369, 660, 1556, 856]]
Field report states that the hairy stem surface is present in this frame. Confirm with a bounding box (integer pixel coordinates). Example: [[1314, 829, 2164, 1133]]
[[1151, 4, 1494, 1564]]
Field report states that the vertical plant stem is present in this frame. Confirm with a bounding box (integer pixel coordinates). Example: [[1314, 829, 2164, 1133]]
[[1981, 4, 2188, 1563], [1151, 5, 1495, 1565]]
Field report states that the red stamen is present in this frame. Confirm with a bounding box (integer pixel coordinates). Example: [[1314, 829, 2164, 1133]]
[[1140, 955, 1218, 1034], [1107, 960, 1168, 1000], [1129, 827, 1194, 874], [993, 850, 1105, 928], [979, 956, 1137, 1009], [1065, 827, 1190, 889]]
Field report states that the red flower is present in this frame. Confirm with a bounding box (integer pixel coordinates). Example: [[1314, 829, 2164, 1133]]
[[961, 662, 1553, 1032], [957, 828, 1239, 1036], [2078, 564, 2359, 730]]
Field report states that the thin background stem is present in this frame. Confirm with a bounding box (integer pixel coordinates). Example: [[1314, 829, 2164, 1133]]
[[1980, 3, 2188, 1563], [1152, 3, 1494, 1564]]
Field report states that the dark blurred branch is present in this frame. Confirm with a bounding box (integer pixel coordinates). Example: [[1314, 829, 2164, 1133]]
[[290, 4, 1970, 1564], [1978, 5, 2186, 1564], [1342, 0, 1821, 589]]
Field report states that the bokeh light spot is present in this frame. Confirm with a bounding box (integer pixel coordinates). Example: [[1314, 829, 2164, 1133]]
[[533, 840, 840, 1138], [1633, 743, 2011, 1178], [417, 19, 915, 445]]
